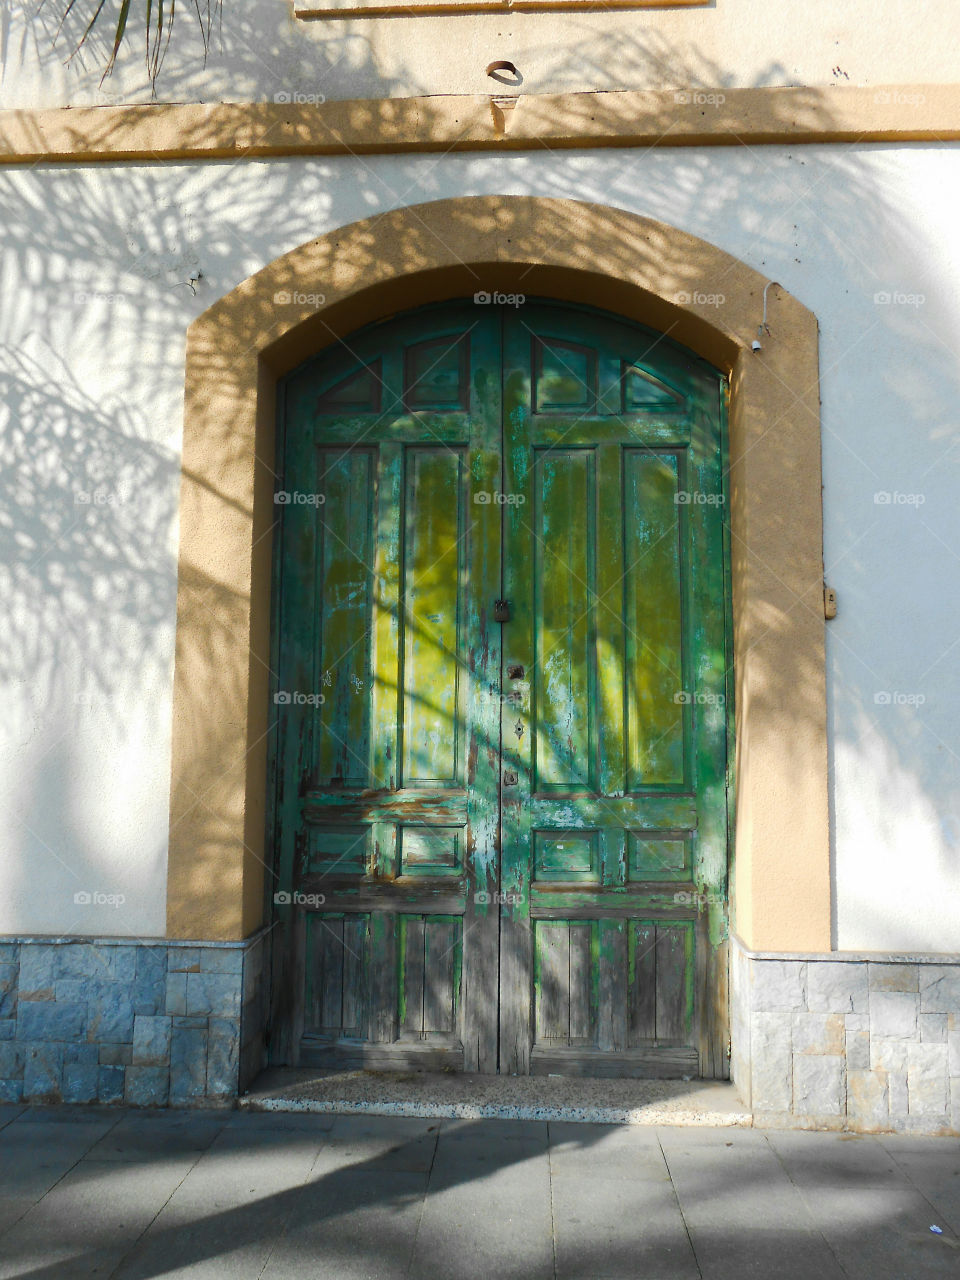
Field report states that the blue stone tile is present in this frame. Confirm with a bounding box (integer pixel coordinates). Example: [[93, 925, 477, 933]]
[[125, 1065, 170, 1107], [18, 1000, 86, 1042], [133, 981, 165, 1017], [0, 945, 19, 964], [206, 1018, 240, 1097], [186, 972, 241, 1018], [55, 978, 115, 1005], [0, 1022, 15, 1041], [137, 947, 168, 979], [23, 1045, 63, 1102], [18, 945, 58, 998], [86, 997, 134, 1044], [99, 1043, 132, 1066], [167, 948, 201, 973], [199, 948, 244, 975], [132, 1015, 171, 1066], [169, 1025, 207, 1103], [62, 1064, 99, 1104], [98, 1065, 125, 1104], [0, 1079, 23, 1103], [62, 1043, 99, 1065], [0, 965, 17, 1018], [0, 1043, 25, 1076], [171, 1016, 206, 1029], [57, 943, 124, 982], [165, 972, 187, 1016]]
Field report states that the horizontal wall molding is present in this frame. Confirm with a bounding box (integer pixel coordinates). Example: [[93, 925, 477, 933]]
[[732, 934, 960, 966], [1, 85, 959, 167]]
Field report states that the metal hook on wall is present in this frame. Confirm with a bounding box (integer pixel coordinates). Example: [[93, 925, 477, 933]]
[[753, 280, 783, 351]]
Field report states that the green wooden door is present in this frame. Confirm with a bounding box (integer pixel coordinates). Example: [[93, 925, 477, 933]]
[[269, 300, 729, 1078]]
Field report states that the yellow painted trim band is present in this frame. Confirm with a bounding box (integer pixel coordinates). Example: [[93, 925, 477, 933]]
[[1, 85, 957, 167]]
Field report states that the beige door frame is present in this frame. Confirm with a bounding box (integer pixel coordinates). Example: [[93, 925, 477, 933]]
[[166, 195, 830, 955]]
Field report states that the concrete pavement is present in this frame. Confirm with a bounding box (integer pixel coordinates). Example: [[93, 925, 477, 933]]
[[0, 1104, 957, 1278]]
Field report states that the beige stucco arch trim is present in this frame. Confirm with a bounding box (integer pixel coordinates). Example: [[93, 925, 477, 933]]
[[167, 194, 830, 954]]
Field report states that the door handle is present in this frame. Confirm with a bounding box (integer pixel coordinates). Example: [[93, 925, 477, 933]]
[[503, 770, 519, 786]]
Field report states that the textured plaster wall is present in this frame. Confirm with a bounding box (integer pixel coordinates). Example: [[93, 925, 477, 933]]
[[0, 1, 957, 109], [1, 143, 959, 947]]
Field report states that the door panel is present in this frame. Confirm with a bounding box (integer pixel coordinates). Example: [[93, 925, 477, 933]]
[[269, 299, 729, 1078], [501, 304, 727, 1077]]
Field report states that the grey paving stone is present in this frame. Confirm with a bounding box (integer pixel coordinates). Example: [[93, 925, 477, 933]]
[[87, 1109, 229, 1161], [764, 1130, 907, 1187], [0, 1156, 190, 1280], [552, 1175, 698, 1280], [416, 1154, 552, 1279], [0, 1113, 120, 1198], [264, 1170, 429, 1280], [799, 1184, 960, 1279], [225, 1109, 336, 1134], [879, 1134, 960, 1237], [112, 1123, 327, 1280], [548, 1121, 671, 1182], [657, 1127, 848, 1278]]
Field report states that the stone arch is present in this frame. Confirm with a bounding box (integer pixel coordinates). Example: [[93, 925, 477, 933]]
[[167, 195, 829, 956]]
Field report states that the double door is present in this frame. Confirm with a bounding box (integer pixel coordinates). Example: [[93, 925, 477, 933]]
[[269, 299, 729, 1077]]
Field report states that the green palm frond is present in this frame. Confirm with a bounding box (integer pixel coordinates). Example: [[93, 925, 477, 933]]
[[47, 0, 221, 85]]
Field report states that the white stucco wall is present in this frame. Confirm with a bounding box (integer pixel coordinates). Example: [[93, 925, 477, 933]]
[[0, 0, 957, 108], [1, 142, 959, 948]]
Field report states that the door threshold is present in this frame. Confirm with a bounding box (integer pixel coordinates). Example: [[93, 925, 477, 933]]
[[240, 1067, 751, 1127]]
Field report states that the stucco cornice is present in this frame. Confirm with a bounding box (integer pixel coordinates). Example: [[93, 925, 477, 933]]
[[1, 84, 958, 167]]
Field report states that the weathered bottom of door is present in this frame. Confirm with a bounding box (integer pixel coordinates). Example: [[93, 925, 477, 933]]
[[530, 1047, 698, 1079], [289, 906, 718, 1077], [300, 1038, 464, 1072]]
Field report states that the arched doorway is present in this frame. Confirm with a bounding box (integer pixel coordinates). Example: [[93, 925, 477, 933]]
[[267, 298, 730, 1077]]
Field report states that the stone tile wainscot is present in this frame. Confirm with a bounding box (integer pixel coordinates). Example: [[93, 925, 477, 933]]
[[0, 932, 267, 1105]]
